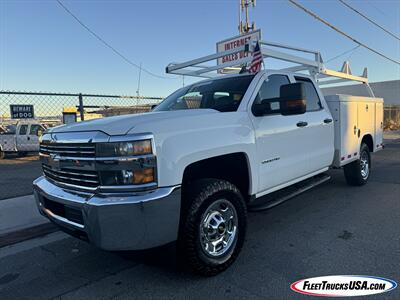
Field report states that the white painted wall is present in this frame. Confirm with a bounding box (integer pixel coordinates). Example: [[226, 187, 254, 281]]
[[322, 80, 400, 106]]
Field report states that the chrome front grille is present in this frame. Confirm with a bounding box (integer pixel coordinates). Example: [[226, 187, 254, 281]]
[[40, 143, 96, 158], [42, 164, 99, 188], [40, 142, 99, 189]]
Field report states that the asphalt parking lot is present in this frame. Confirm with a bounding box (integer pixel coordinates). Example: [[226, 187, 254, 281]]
[[0, 141, 399, 299], [0, 155, 41, 200]]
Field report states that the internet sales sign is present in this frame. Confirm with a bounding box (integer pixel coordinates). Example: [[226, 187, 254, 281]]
[[216, 29, 261, 73]]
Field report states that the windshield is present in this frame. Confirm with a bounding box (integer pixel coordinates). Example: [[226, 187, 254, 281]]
[[154, 75, 255, 112]]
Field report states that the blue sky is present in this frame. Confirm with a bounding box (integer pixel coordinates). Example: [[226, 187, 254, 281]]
[[1, 0, 399, 97]]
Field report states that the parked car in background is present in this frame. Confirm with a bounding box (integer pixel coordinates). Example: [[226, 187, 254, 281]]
[[0, 120, 46, 159]]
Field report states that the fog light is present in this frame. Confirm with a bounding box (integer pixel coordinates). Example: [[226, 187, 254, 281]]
[[133, 168, 154, 184]]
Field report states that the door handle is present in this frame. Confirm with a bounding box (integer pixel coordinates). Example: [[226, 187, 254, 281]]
[[323, 118, 333, 124], [296, 121, 308, 127]]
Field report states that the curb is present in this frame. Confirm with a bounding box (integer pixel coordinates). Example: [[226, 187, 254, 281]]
[[0, 223, 59, 248]]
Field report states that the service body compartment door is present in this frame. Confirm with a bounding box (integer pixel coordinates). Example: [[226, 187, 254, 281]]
[[357, 101, 375, 145], [325, 94, 384, 167], [340, 101, 359, 164], [375, 102, 383, 150]]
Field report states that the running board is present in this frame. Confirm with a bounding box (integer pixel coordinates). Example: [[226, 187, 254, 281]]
[[248, 173, 331, 212]]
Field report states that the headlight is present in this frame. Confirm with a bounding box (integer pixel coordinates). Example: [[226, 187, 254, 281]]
[[97, 139, 152, 157], [97, 138, 156, 188], [99, 168, 155, 186]]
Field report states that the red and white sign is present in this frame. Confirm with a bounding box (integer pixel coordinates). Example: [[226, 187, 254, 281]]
[[216, 29, 261, 73]]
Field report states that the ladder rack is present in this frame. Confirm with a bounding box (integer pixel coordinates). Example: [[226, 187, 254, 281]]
[[166, 40, 374, 96]]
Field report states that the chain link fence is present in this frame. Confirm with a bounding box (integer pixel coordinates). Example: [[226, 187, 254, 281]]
[[0, 91, 163, 157], [1, 90, 399, 157], [0, 91, 164, 126]]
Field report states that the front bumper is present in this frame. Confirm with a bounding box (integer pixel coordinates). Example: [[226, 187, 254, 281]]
[[33, 176, 181, 250]]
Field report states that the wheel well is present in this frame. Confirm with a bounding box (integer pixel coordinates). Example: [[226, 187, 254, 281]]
[[361, 134, 373, 152], [182, 153, 251, 200]]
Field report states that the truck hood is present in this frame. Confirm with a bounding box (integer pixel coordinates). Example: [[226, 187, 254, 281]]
[[50, 110, 218, 136]]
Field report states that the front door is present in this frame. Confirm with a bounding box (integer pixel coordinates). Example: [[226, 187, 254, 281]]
[[249, 73, 318, 195], [27, 124, 43, 151]]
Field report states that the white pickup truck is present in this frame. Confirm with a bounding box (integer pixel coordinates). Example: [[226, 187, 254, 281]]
[[0, 121, 46, 159], [34, 41, 383, 276]]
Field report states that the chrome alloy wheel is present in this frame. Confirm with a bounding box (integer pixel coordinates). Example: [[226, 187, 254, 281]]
[[199, 199, 238, 257], [360, 151, 370, 179]]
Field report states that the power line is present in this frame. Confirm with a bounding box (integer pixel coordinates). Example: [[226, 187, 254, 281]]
[[288, 0, 400, 65], [366, 1, 390, 18], [326, 45, 360, 63], [56, 0, 177, 80], [338, 0, 400, 41]]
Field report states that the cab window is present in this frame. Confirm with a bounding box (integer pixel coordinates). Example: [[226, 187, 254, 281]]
[[252, 74, 290, 116], [29, 124, 43, 136], [295, 77, 322, 111], [19, 125, 28, 135]]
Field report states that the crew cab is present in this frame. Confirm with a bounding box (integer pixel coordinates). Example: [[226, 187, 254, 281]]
[[0, 121, 45, 159], [33, 41, 383, 275]]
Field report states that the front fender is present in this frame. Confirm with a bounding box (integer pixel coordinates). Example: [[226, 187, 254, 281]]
[[145, 112, 258, 194]]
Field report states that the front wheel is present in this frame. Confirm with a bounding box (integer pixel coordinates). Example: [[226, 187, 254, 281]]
[[344, 143, 371, 186], [178, 179, 247, 276]]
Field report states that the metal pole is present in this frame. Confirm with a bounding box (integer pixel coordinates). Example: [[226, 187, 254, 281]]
[[239, 0, 242, 34], [136, 63, 142, 107], [78, 93, 84, 121]]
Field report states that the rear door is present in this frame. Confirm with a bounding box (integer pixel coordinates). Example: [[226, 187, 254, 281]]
[[294, 77, 334, 173], [16, 124, 30, 151], [249, 73, 314, 194]]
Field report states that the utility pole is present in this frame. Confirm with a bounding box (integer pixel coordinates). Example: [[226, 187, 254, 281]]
[[136, 62, 142, 107], [239, 0, 256, 34]]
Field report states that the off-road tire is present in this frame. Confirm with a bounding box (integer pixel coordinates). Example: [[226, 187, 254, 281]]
[[178, 179, 247, 276], [344, 143, 371, 186]]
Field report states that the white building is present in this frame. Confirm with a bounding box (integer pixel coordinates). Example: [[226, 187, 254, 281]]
[[322, 80, 400, 106]]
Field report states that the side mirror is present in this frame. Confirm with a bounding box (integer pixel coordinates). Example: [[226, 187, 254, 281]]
[[279, 83, 306, 116]]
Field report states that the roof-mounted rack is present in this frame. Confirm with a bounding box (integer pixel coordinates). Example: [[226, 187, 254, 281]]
[[166, 40, 374, 96]]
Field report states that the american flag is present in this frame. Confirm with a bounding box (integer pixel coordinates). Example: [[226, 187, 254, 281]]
[[248, 41, 263, 74]]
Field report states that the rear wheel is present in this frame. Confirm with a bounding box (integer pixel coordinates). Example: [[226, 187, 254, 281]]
[[178, 179, 247, 276], [344, 143, 371, 186]]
